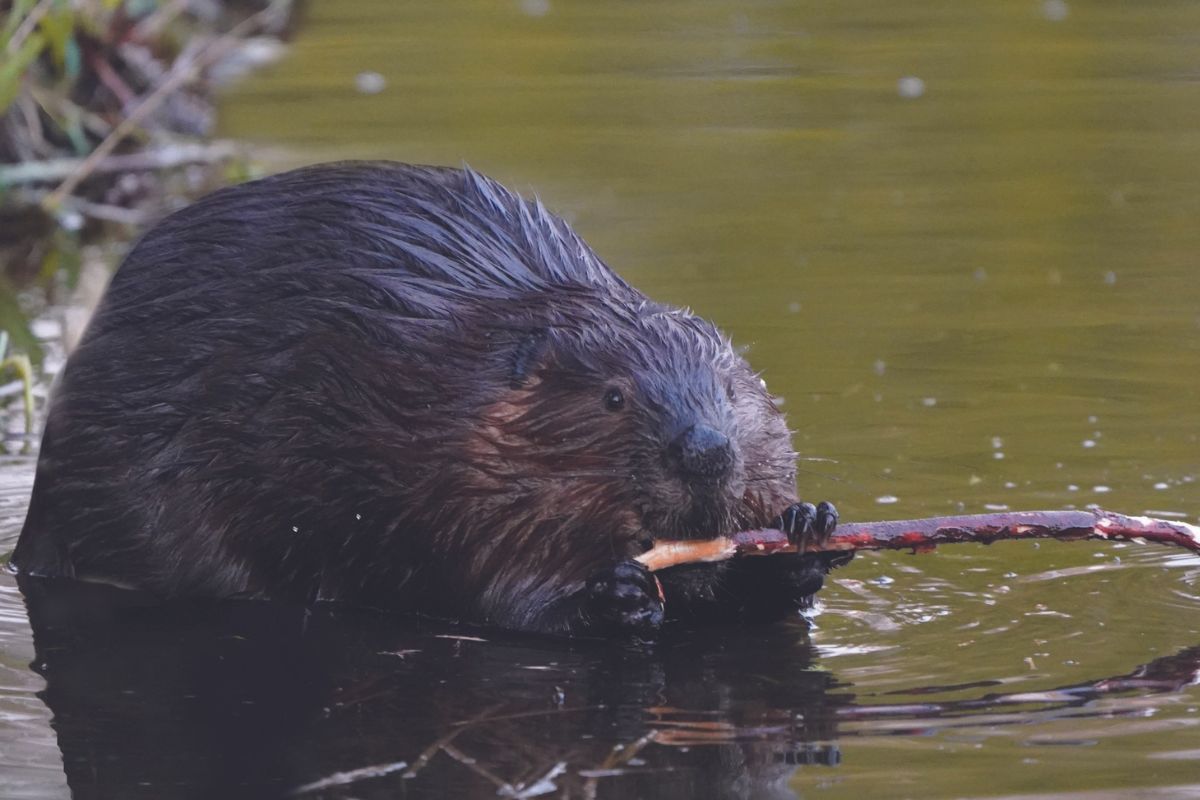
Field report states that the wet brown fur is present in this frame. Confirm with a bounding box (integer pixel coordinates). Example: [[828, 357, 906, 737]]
[[14, 161, 829, 635]]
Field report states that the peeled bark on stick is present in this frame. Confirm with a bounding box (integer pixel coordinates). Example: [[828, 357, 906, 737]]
[[636, 509, 1200, 573]]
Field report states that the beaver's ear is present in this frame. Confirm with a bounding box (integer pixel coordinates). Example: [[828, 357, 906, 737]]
[[508, 328, 552, 389]]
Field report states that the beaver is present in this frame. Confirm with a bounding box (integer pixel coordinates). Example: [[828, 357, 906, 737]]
[[13, 161, 847, 636]]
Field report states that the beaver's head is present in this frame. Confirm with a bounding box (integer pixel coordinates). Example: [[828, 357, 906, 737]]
[[470, 292, 798, 549]]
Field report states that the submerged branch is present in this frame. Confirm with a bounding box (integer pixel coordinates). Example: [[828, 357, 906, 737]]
[[637, 509, 1200, 572]]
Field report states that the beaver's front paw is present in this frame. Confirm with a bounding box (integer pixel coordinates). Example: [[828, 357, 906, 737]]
[[584, 560, 665, 636], [773, 500, 838, 550]]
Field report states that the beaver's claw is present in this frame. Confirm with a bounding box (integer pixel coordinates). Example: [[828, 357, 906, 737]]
[[773, 501, 838, 551], [748, 501, 847, 610], [585, 560, 664, 636]]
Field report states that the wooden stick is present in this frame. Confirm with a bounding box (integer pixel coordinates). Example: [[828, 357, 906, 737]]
[[636, 509, 1200, 572], [0, 141, 239, 188]]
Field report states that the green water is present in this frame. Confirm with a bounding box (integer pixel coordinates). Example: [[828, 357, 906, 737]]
[[2, 1, 1199, 797], [223, 0, 1200, 521], [228, 1, 1200, 794]]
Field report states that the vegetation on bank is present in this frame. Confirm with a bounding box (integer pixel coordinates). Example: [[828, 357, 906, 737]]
[[0, 0, 295, 447]]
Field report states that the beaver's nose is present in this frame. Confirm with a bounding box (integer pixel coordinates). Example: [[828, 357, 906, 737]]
[[669, 424, 734, 479]]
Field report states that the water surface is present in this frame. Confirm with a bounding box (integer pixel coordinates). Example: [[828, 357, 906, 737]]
[[3, 1, 1200, 797]]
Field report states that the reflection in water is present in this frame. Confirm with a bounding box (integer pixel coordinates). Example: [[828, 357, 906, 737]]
[[836, 646, 1200, 741], [20, 575, 844, 799], [6, 0, 1200, 795], [20, 574, 1200, 800]]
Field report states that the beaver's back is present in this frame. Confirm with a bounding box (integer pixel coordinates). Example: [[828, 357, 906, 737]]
[[93, 161, 632, 330]]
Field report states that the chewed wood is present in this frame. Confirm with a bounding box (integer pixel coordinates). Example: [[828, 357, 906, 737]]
[[637, 509, 1200, 572]]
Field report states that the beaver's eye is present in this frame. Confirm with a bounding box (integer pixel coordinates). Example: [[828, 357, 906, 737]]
[[725, 380, 736, 402], [603, 387, 625, 411]]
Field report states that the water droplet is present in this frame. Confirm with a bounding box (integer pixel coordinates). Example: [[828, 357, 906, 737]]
[[897, 75, 925, 98], [354, 71, 386, 94], [1041, 0, 1069, 21], [519, 0, 551, 16]]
